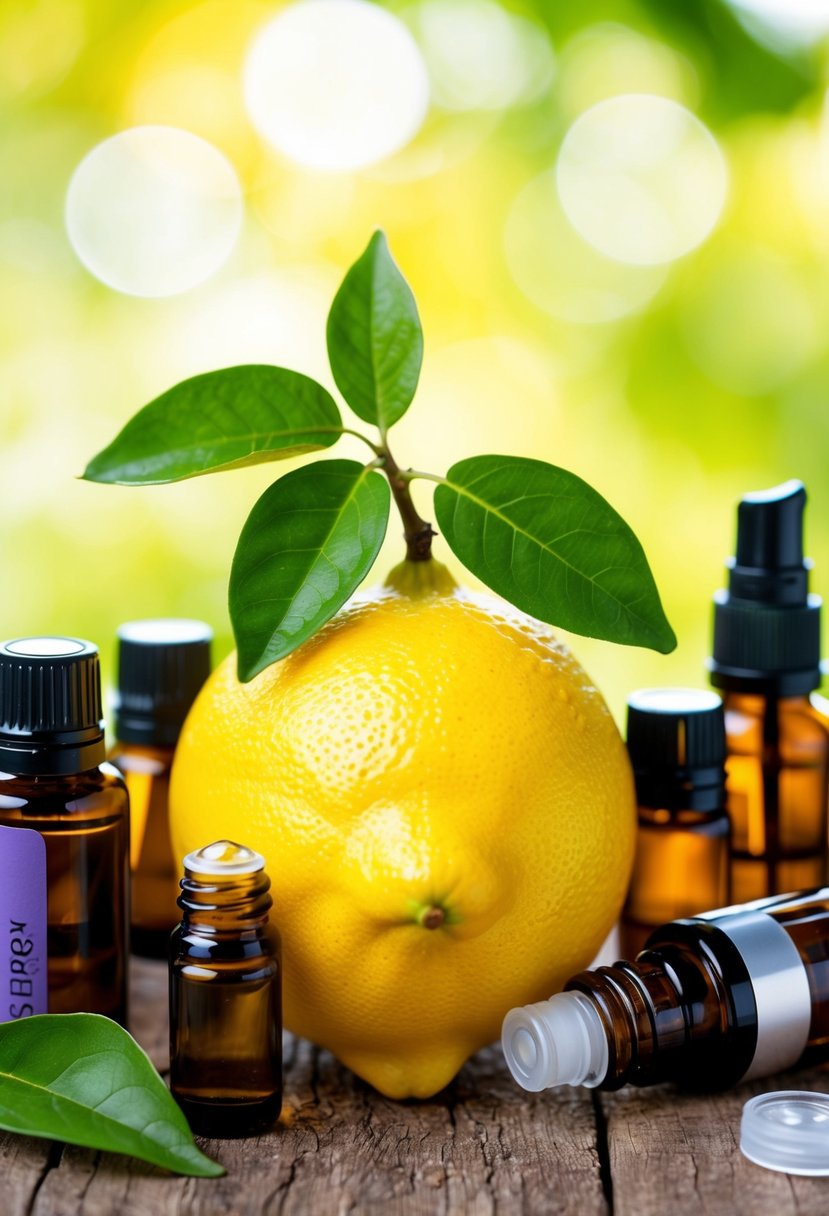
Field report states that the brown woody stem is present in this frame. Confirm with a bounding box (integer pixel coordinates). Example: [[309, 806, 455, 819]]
[[381, 447, 436, 562]]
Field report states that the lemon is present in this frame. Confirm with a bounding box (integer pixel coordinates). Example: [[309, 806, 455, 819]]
[[169, 563, 635, 1099]]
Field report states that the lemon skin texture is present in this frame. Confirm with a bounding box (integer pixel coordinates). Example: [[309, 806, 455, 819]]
[[169, 584, 636, 1099]]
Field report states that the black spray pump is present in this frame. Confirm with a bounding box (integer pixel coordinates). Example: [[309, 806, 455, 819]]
[[710, 480, 821, 695]]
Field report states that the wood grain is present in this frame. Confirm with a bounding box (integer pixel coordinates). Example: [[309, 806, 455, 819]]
[[5, 958, 828, 1214], [601, 1065, 829, 1216], [5, 959, 607, 1216]]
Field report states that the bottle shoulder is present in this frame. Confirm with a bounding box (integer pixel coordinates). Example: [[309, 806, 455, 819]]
[[171, 925, 281, 972], [0, 763, 129, 820], [724, 693, 829, 758]]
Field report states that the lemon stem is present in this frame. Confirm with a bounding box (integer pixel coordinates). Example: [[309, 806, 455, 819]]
[[418, 905, 446, 930], [381, 445, 436, 562]]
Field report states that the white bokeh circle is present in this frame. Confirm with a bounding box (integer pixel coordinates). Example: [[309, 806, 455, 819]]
[[505, 171, 666, 324], [729, 0, 829, 49], [243, 0, 430, 171], [410, 0, 554, 112], [65, 125, 243, 297], [556, 94, 728, 266]]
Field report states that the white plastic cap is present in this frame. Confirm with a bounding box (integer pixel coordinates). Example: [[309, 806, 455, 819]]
[[501, 991, 609, 1091], [740, 1091, 829, 1176]]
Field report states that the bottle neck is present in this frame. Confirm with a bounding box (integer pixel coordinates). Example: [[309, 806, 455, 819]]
[[565, 922, 759, 1089], [114, 715, 185, 748], [570, 908, 814, 1089], [636, 785, 724, 814], [0, 761, 115, 795], [177, 869, 273, 936], [0, 733, 106, 777]]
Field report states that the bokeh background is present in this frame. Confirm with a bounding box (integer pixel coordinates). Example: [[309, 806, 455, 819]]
[[2, 0, 829, 721]]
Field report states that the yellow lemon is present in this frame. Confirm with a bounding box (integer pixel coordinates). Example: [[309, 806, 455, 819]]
[[169, 565, 635, 1098]]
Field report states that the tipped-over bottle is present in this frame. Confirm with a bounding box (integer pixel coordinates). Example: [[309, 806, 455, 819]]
[[503, 888, 829, 1093]]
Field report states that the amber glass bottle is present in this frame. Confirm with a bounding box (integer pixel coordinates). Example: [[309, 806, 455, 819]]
[[109, 619, 212, 958], [0, 637, 129, 1024], [503, 888, 829, 1093], [720, 694, 828, 901], [169, 840, 282, 1137], [709, 481, 829, 903], [620, 688, 730, 958]]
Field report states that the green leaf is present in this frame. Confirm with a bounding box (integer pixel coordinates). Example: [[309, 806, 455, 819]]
[[433, 455, 676, 653], [230, 459, 390, 680], [326, 230, 423, 434], [83, 365, 342, 485], [0, 1014, 223, 1177]]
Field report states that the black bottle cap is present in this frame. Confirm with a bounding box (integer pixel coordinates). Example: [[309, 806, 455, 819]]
[[113, 619, 213, 746], [0, 636, 106, 775], [626, 687, 726, 811], [709, 480, 822, 696]]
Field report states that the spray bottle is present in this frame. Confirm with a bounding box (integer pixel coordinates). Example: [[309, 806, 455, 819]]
[[709, 481, 829, 902]]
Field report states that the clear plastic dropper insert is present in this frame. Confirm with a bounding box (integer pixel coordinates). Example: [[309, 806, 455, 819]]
[[501, 992, 609, 1091]]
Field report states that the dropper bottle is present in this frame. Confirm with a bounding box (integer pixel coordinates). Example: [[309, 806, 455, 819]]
[[503, 887, 829, 1094], [169, 840, 282, 1137], [620, 688, 730, 958], [709, 481, 829, 902]]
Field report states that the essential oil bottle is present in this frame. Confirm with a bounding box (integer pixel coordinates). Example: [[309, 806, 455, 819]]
[[503, 887, 829, 1093], [709, 481, 829, 902], [0, 637, 129, 1024], [620, 688, 730, 958], [169, 840, 282, 1138], [109, 619, 212, 958]]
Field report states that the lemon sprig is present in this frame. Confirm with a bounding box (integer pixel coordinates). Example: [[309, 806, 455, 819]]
[[84, 230, 676, 681]]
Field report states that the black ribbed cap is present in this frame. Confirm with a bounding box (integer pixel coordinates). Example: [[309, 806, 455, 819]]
[[627, 688, 726, 811], [709, 481, 821, 696], [114, 619, 212, 746], [0, 637, 106, 775]]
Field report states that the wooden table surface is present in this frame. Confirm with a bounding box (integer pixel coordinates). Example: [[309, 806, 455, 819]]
[[4, 957, 829, 1216]]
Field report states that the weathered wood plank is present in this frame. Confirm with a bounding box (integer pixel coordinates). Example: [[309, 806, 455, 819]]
[[0, 1133, 57, 1215], [9, 955, 829, 1215], [130, 956, 170, 1074], [603, 1066, 829, 1216], [4, 959, 606, 1216]]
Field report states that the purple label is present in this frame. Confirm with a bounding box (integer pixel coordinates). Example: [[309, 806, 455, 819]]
[[0, 825, 48, 1020]]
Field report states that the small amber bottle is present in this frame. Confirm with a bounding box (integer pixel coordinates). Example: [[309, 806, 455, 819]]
[[503, 887, 829, 1093], [710, 481, 829, 903], [109, 619, 212, 958], [620, 688, 730, 958], [169, 840, 282, 1137], [0, 637, 129, 1024]]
